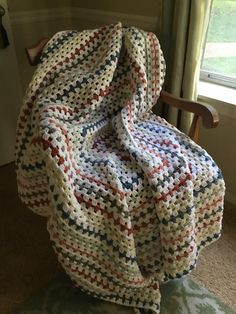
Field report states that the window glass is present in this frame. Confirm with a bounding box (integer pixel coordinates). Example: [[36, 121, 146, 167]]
[[201, 0, 236, 86]]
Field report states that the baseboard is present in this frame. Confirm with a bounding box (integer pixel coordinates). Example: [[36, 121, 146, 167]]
[[0, 160, 14, 168], [225, 190, 236, 207], [9, 7, 158, 31]]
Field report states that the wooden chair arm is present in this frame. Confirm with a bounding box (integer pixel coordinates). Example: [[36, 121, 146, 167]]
[[25, 37, 50, 65], [160, 90, 219, 129]]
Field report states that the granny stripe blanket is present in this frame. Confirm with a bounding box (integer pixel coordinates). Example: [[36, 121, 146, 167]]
[[16, 23, 225, 313]]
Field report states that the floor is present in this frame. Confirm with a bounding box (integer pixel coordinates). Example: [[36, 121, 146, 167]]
[[191, 200, 236, 310], [0, 163, 235, 314], [0, 163, 60, 314]]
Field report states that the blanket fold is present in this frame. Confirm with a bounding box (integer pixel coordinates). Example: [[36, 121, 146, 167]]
[[15, 23, 225, 314]]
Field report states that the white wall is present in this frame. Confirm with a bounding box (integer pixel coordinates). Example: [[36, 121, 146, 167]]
[[199, 98, 236, 206], [9, 8, 72, 91], [71, 0, 162, 17], [8, 0, 70, 12], [0, 0, 22, 164], [8, 1, 162, 92]]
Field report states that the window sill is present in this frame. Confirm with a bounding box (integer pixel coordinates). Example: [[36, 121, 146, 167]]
[[198, 81, 236, 119]]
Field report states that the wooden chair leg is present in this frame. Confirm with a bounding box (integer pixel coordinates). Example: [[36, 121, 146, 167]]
[[189, 114, 201, 142]]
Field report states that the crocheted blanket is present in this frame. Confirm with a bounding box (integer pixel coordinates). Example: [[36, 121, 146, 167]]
[[16, 23, 225, 314]]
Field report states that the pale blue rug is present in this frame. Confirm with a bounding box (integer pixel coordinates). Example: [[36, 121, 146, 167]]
[[13, 273, 236, 314]]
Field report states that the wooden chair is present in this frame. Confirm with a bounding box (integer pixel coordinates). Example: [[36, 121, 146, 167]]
[[26, 38, 219, 142]]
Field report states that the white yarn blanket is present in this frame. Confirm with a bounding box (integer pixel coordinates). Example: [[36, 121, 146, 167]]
[[15, 23, 225, 313]]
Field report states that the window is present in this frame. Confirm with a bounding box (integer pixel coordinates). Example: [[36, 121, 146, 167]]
[[201, 0, 236, 88]]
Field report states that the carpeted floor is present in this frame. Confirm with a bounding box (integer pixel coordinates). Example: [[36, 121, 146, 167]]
[[191, 201, 236, 310], [0, 163, 235, 314], [0, 163, 60, 314]]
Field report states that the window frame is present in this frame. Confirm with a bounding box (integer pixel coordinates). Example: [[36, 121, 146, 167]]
[[200, 70, 236, 89]]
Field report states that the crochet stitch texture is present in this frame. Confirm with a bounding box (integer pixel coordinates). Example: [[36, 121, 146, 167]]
[[15, 23, 225, 313]]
